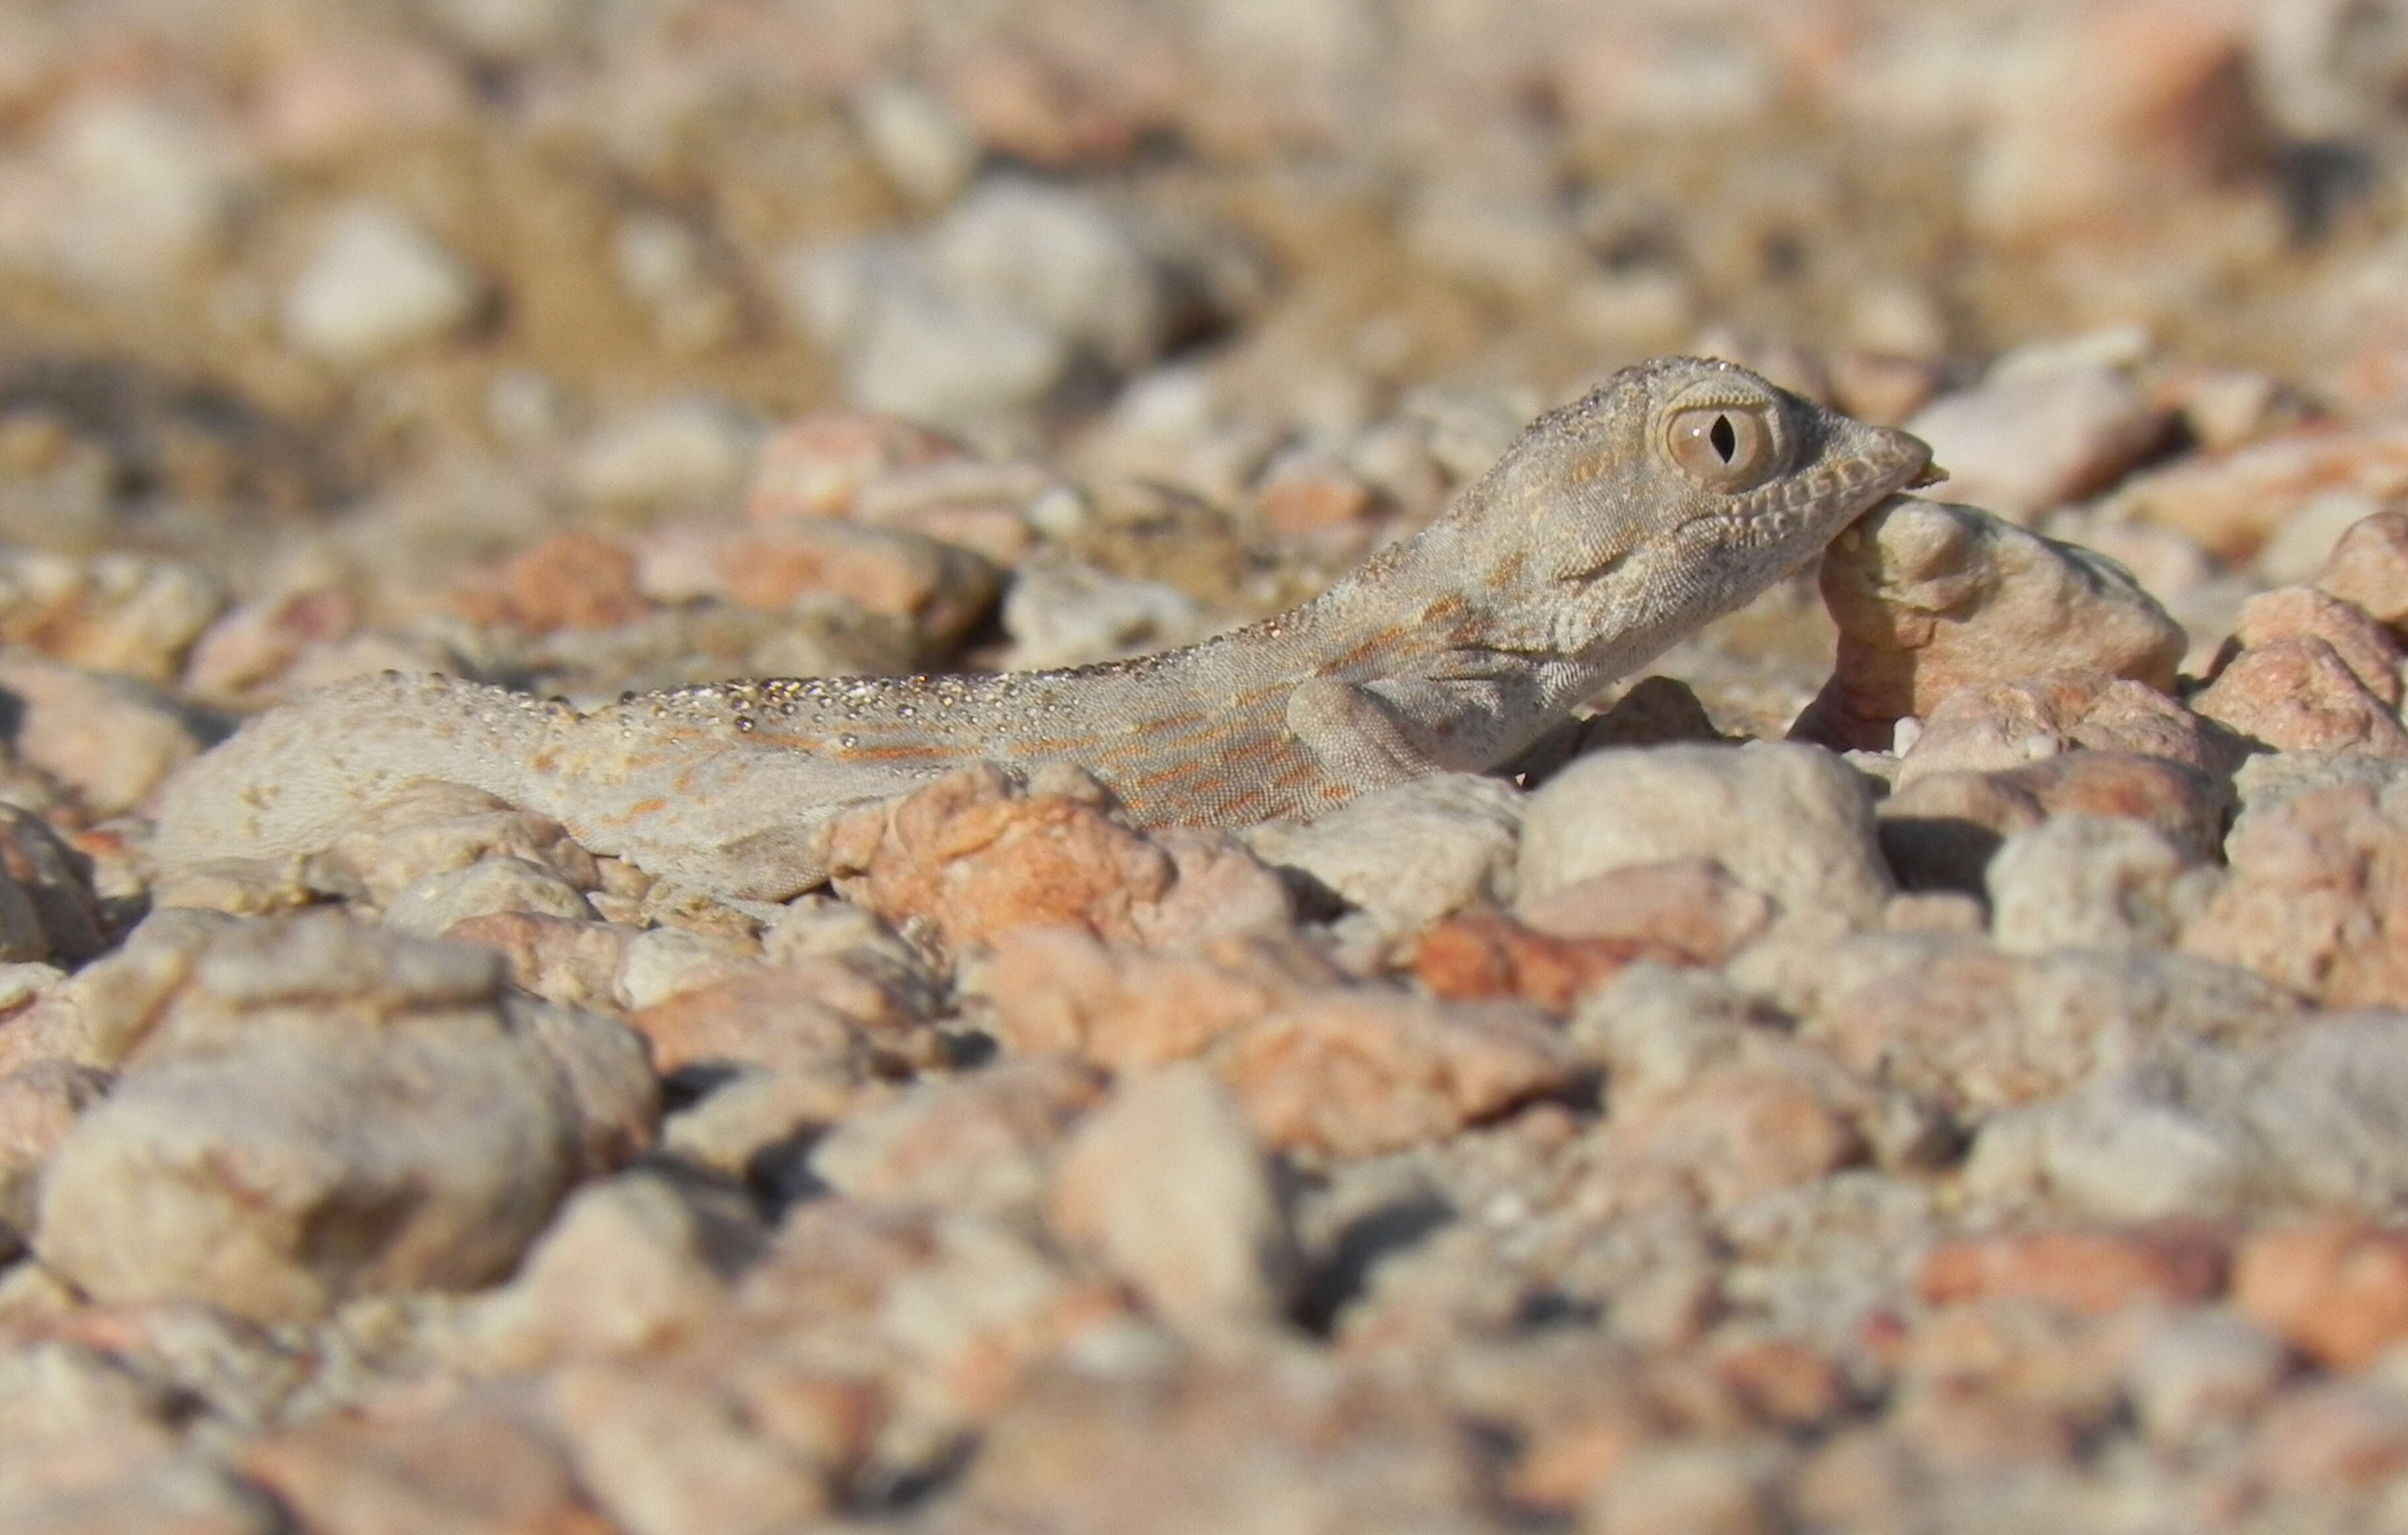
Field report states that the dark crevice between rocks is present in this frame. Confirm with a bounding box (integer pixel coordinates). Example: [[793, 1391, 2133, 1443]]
[[1290, 1192, 1456, 1337]]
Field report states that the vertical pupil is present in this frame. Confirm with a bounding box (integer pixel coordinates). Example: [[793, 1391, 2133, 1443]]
[[1709, 414, 1737, 461]]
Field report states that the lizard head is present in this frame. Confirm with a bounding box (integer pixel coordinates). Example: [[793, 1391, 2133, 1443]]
[[1477, 355, 1937, 650]]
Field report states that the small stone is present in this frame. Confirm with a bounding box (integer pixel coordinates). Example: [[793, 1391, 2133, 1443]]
[[2234, 1221, 2408, 1370], [1255, 454, 1380, 535], [743, 411, 962, 524], [280, 201, 483, 367], [810, 1057, 1104, 1217], [546, 1361, 835, 1535], [1520, 858, 1776, 957], [999, 560, 1207, 670], [382, 856, 598, 937], [1987, 815, 2215, 954], [1244, 773, 1525, 938], [1409, 911, 1680, 1012], [573, 397, 760, 512], [182, 586, 357, 705], [980, 926, 1340, 1068], [1049, 1063, 1295, 1329], [1902, 367, 2166, 522], [1797, 499, 2188, 752], [442, 910, 632, 1011], [1894, 672, 2236, 787], [852, 80, 982, 207], [31, 914, 652, 1321], [780, 240, 1071, 421], [2103, 419, 2408, 562], [2125, 1310, 2290, 1448], [713, 520, 999, 645], [239, 1394, 595, 1535], [0, 652, 205, 817], [818, 763, 1292, 953], [2181, 778, 2408, 1006], [457, 531, 646, 633], [314, 783, 601, 908], [2232, 586, 2404, 705], [924, 176, 1170, 372], [630, 954, 937, 1080], [1880, 749, 2228, 893], [2192, 636, 2408, 759], [1212, 990, 1581, 1159], [1585, 1438, 1789, 1535], [0, 1059, 108, 1235], [1916, 1223, 2229, 1316], [2316, 508, 2408, 633], [1518, 742, 1890, 939], [0, 551, 225, 683], [2253, 1379, 2408, 1491]]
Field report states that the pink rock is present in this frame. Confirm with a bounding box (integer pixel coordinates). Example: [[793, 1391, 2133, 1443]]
[[2190, 636, 2408, 759], [2315, 508, 2408, 634], [819, 763, 1292, 954], [1918, 1223, 2230, 1316], [2182, 780, 2408, 1007], [2229, 586, 2402, 706], [743, 412, 963, 524], [2235, 1220, 2408, 1371]]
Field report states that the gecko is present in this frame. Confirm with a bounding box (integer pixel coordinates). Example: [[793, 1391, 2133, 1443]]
[[150, 357, 1937, 903]]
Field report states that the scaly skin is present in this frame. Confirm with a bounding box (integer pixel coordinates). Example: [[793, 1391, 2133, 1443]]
[[151, 357, 1936, 900]]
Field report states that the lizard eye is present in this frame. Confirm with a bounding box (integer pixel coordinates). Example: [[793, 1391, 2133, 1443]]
[[1665, 405, 1780, 491]]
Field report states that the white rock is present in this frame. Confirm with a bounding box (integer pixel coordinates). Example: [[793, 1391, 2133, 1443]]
[[1519, 742, 1891, 938], [1000, 561, 1209, 669], [1049, 1064, 1294, 1330], [1987, 815, 2217, 955], [573, 397, 760, 510], [852, 81, 981, 207], [1245, 773, 1525, 937], [281, 202, 483, 366], [2126, 1309, 2290, 1449], [1903, 366, 2165, 522], [925, 176, 1168, 371]]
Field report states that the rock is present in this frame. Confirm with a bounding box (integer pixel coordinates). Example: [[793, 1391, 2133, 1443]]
[[239, 1393, 596, 1535], [2191, 636, 2408, 759], [808, 1057, 1104, 1216], [454, 530, 646, 632], [2230, 586, 2403, 706], [545, 1361, 836, 1535], [1518, 742, 1890, 938], [2124, 1310, 2290, 1449], [999, 560, 1207, 670], [611, 211, 743, 355], [852, 80, 982, 207], [712, 520, 999, 644], [444, 910, 633, 1011], [2252, 1379, 2408, 1492], [280, 201, 483, 367], [1986, 815, 2217, 954], [630, 954, 939, 1081], [1916, 1223, 2229, 1316], [0, 551, 225, 683], [1901, 368, 2166, 522], [1892, 672, 2236, 786], [1243, 773, 1524, 938], [0, 652, 205, 817], [572, 397, 760, 512], [2181, 777, 2408, 1006], [181, 586, 358, 705], [924, 176, 1170, 372], [981, 926, 1341, 1068], [312, 783, 601, 908], [382, 856, 598, 937], [1742, 930, 2300, 1118], [460, 1171, 755, 1367], [1586, 1438, 1790, 1535], [2102, 421, 2408, 562], [1520, 857, 1776, 955], [819, 763, 1292, 953], [2316, 508, 2408, 633], [31, 914, 653, 1321], [0, 806, 106, 964], [743, 411, 963, 524], [2234, 1221, 2408, 1371], [1408, 910, 1696, 1013], [1211, 990, 1581, 1159], [0, 908, 230, 1074], [1049, 1064, 1295, 1329], [1879, 750, 2230, 893], [779, 240, 1071, 422], [1966, 1012, 2408, 1220], [0, 1059, 107, 1235], [1795, 499, 2187, 752]]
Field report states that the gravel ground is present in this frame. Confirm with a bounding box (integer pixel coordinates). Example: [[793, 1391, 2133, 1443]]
[[4, 1, 2408, 1531]]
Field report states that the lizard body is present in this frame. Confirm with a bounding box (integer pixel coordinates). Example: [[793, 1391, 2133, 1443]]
[[151, 358, 1935, 900]]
